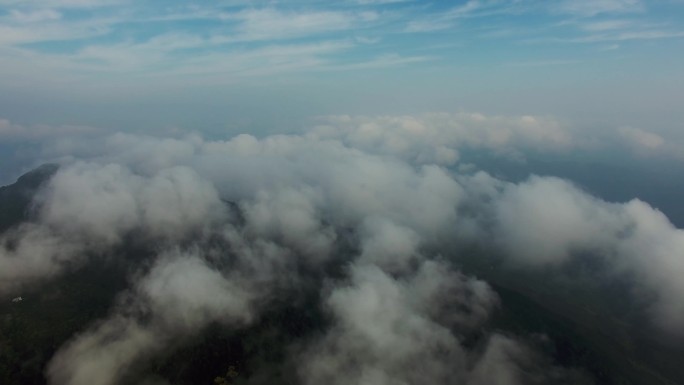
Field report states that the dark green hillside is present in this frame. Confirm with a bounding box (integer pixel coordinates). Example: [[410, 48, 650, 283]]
[[452, 245, 684, 385], [0, 260, 131, 385], [0, 164, 58, 233]]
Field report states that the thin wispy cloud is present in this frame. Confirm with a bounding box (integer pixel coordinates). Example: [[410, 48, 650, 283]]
[[0, 0, 124, 8], [554, 0, 645, 17], [0, 0, 681, 82], [8, 9, 62, 23], [504, 59, 582, 67]]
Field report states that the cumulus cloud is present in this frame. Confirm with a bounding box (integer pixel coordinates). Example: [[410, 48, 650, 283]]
[[299, 262, 469, 385], [309, 113, 574, 166], [0, 162, 228, 293], [616, 126, 684, 160], [47, 251, 255, 385], [0, 224, 83, 293], [298, 260, 495, 385], [240, 187, 336, 261], [462, 175, 684, 334], [617, 126, 664, 151], [298, 260, 584, 385], [1, 112, 683, 383], [41, 162, 227, 245], [492, 176, 624, 265], [617, 200, 684, 332]]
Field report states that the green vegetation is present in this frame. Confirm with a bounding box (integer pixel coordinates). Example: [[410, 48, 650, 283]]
[[0, 164, 57, 233], [214, 365, 239, 385]]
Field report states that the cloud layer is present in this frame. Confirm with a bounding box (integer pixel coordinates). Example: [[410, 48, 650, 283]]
[[1, 114, 683, 384]]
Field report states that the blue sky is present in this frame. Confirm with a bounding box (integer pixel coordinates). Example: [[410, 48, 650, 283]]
[[0, 0, 683, 136]]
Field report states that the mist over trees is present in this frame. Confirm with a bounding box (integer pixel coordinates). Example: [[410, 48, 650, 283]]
[[1, 119, 684, 384]]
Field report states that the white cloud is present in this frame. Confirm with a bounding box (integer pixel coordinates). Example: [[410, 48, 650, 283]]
[[42, 162, 228, 243], [298, 261, 496, 385], [310, 113, 574, 166], [555, 0, 645, 17], [226, 9, 358, 41], [47, 251, 255, 385], [0, 0, 121, 8], [617, 126, 684, 160], [8, 9, 62, 23], [579, 19, 635, 32], [617, 126, 665, 150], [465, 175, 684, 334], [356, 0, 411, 4], [579, 30, 684, 42], [405, 19, 455, 32], [492, 176, 624, 265], [1, 111, 684, 383]]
